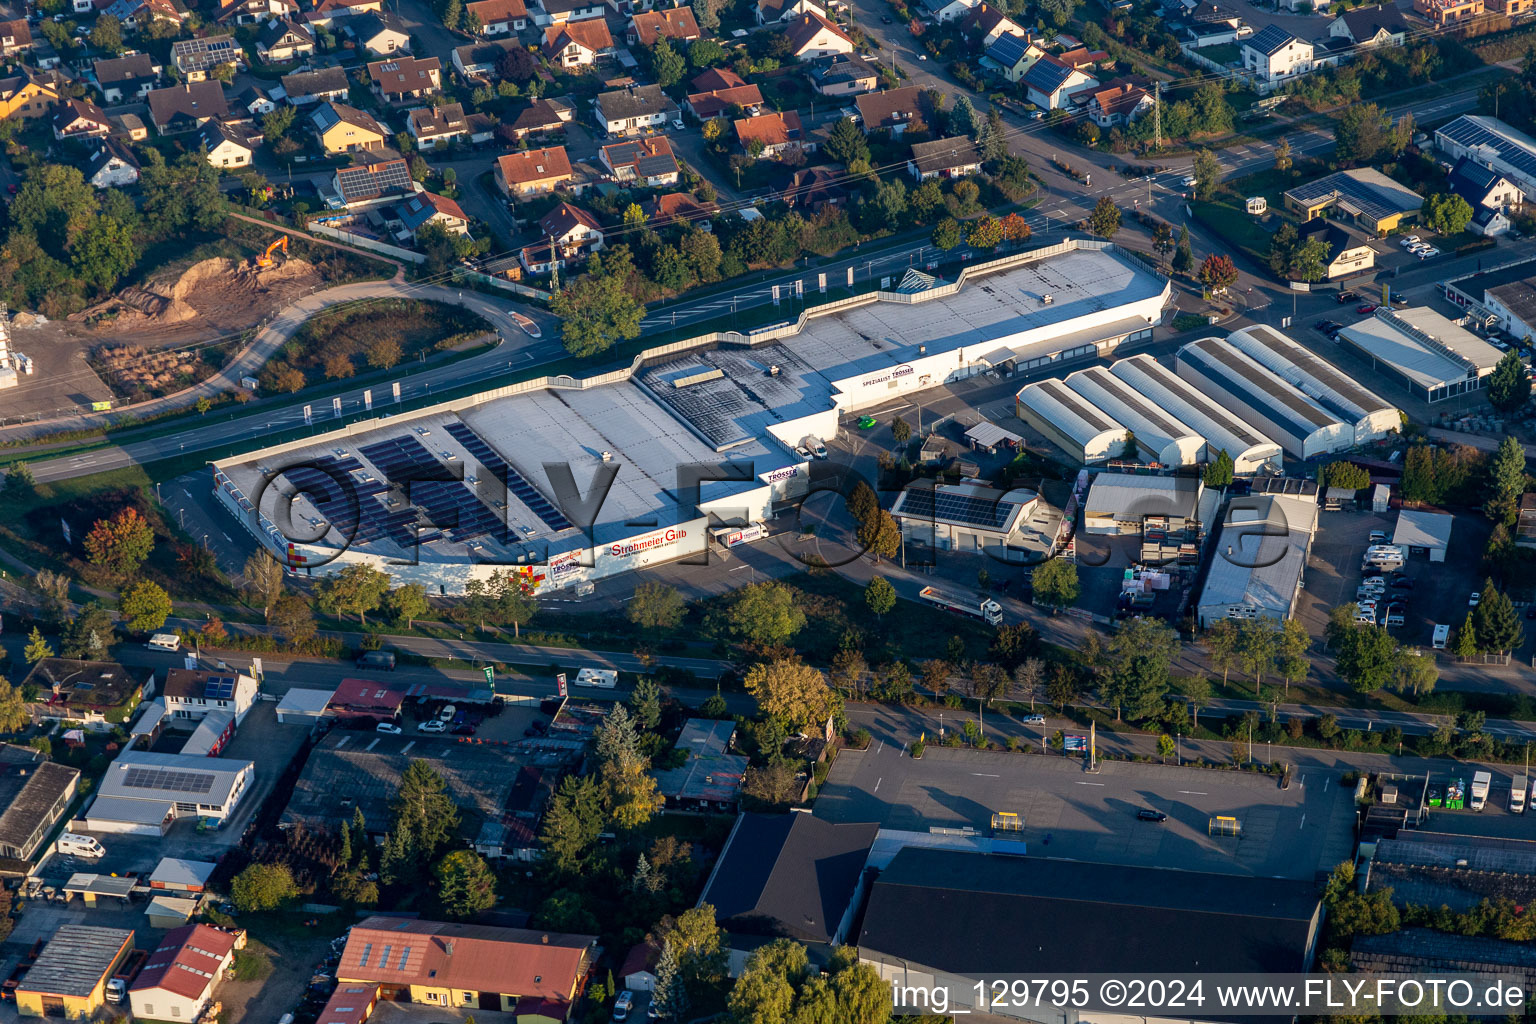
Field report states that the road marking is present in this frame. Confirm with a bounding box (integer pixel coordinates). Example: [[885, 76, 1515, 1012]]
[[873, 777, 882, 793], [1324, 778, 1330, 791], [1076, 781, 1105, 786], [400, 741, 415, 754], [1178, 790, 1208, 796], [1300, 814, 1307, 830], [972, 773, 1001, 778], [875, 740, 883, 755]]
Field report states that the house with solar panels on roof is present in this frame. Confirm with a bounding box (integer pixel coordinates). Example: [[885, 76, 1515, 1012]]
[[1436, 115, 1536, 201], [1241, 25, 1313, 92], [161, 667, 258, 726], [83, 750, 254, 835], [1283, 166, 1424, 235]]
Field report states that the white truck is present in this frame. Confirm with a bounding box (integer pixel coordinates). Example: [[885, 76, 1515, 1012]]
[[1512, 774, 1527, 814], [919, 586, 1003, 626], [575, 667, 619, 688], [1471, 770, 1492, 811]]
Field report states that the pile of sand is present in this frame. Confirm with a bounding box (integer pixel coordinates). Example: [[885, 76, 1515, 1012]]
[[75, 255, 323, 335]]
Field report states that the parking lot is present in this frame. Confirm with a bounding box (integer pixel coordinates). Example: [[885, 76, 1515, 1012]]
[[1295, 506, 1492, 656], [815, 743, 1357, 881]]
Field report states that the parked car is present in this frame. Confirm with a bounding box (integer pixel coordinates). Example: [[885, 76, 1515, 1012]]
[[671, 119, 684, 131], [376, 721, 402, 735], [1316, 320, 1343, 334], [1023, 714, 1046, 724], [1399, 235, 1421, 247], [794, 445, 811, 459], [1391, 577, 1415, 590], [1181, 174, 1197, 187], [1336, 291, 1357, 304], [1469, 592, 1482, 607], [1136, 809, 1168, 822], [419, 720, 446, 733], [881, 13, 892, 20], [439, 704, 457, 722], [1357, 303, 1378, 314]]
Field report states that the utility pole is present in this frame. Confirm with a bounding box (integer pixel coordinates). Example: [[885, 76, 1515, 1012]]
[[548, 234, 558, 292], [1153, 80, 1162, 151]]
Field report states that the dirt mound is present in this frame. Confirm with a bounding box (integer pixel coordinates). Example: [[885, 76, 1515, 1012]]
[[77, 255, 323, 343]]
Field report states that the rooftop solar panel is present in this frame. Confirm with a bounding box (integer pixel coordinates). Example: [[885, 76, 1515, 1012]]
[[122, 767, 216, 794], [896, 487, 1018, 528], [1439, 116, 1536, 184]]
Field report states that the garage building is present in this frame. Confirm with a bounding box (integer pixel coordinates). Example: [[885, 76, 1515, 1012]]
[[16, 926, 134, 1020], [1196, 491, 1318, 626], [1109, 354, 1282, 474], [1082, 473, 1207, 536], [276, 687, 335, 724], [85, 751, 255, 835], [1393, 508, 1453, 562], [1176, 338, 1353, 459], [1015, 378, 1129, 463], [128, 924, 238, 1024], [1224, 325, 1400, 444], [1335, 307, 1503, 404], [890, 481, 1064, 562], [1063, 366, 1205, 466]]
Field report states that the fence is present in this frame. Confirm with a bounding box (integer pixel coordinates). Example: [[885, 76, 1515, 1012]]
[[310, 225, 427, 264], [451, 267, 551, 301]]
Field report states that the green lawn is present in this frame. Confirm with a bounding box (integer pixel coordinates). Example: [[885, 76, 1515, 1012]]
[[1196, 42, 1241, 66]]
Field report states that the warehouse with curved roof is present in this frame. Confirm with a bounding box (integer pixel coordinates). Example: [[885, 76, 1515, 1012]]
[[1176, 337, 1353, 460], [1108, 354, 1282, 474], [1015, 378, 1129, 464], [1224, 325, 1400, 443], [1062, 365, 1205, 466]]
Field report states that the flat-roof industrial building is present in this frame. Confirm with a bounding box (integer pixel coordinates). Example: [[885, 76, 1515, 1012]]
[[1335, 307, 1503, 403], [1394, 508, 1453, 562], [15, 925, 135, 1020], [1445, 258, 1536, 342], [889, 481, 1065, 563], [214, 241, 1169, 594], [857, 848, 1323, 1004], [1108, 354, 1282, 474], [1082, 473, 1208, 536], [1063, 365, 1204, 466], [1196, 491, 1318, 626], [84, 751, 255, 836], [1176, 337, 1353, 459]]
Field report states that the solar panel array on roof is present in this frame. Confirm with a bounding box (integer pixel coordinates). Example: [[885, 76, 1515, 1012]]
[[204, 676, 236, 701], [337, 159, 412, 202], [893, 487, 1016, 529], [443, 422, 572, 531], [122, 767, 216, 794], [358, 434, 505, 545], [1438, 115, 1536, 186], [1283, 171, 1413, 226], [282, 454, 413, 547]]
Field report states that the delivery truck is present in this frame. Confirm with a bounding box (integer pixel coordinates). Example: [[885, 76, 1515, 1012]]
[[1471, 770, 1492, 811], [1512, 774, 1527, 814], [919, 585, 1003, 626]]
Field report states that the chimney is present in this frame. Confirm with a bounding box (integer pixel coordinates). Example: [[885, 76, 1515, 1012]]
[[541, 934, 549, 944], [445, 941, 454, 955]]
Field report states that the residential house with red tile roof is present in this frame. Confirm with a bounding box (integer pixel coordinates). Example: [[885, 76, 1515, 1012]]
[[398, 191, 470, 240], [627, 6, 699, 45], [465, 0, 528, 33], [367, 56, 441, 103], [685, 82, 763, 120], [643, 191, 717, 227], [690, 66, 746, 91], [128, 925, 239, 1024], [524, 201, 604, 273], [541, 18, 613, 66], [735, 110, 810, 159], [782, 10, 853, 59], [600, 135, 679, 185], [495, 145, 574, 196], [1087, 80, 1152, 127]]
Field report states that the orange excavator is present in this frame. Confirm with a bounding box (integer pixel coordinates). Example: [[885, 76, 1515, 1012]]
[[253, 235, 288, 269]]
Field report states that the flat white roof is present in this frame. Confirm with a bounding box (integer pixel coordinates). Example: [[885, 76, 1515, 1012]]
[[277, 687, 337, 715], [965, 422, 1022, 448], [1084, 473, 1203, 518], [1394, 509, 1453, 550], [1199, 494, 1318, 617], [1109, 354, 1280, 463], [150, 857, 217, 887], [1337, 308, 1503, 390]]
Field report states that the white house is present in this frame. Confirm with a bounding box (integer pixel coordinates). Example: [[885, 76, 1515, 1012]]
[[1022, 54, 1097, 109], [1242, 25, 1313, 90], [533, 0, 606, 25], [85, 139, 140, 188], [466, 0, 529, 32], [196, 119, 254, 167], [594, 83, 677, 136], [781, 10, 854, 59], [522, 200, 604, 273], [919, 0, 978, 21], [129, 924, 239, 1023], [161, 667, 258, 725], [1327, 4, 1408, 47], [755, 0, 824, 25]]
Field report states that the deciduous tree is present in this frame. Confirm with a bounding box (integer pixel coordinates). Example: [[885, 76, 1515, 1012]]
[[553, 263, 644, 358], [121, 580, 172, 633], [231, 863, 298, 912], [743, 659, 836, 731], [1192, 148, 1221, 200], [317, 563, 391, 626], [1087, 195, 1121, 237], [1198, 253, 1238, 294], [864, 576, 896, 618], [383, 582, 430, 629], [628, 582, 686, 634], [727, 581, 805, 647], [1488, 352, 1532, 414], [83, 506, 155, 578], [1030, 558, 1079, 609], [243, 551, 285, 620]]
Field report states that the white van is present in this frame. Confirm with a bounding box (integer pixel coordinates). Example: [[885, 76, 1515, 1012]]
[[576, 668, 619, 688], [1431, 623, 1450, 650], [57, 833, 105, 858], [147, 633, 181, 652]]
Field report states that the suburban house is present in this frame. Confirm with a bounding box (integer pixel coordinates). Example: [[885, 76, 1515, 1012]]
[[736, 109, 809, 158], [786, 164, 849, 212], [128, 925, 239, 1024], [93, 54, 157, 103], [855, 85, 923, 134], [302, 0, 383, 27], [505, 96, 572, 138], [452, 38, 522, 79], [1022, 54, 1098, 109], [280, 66, 350, 105], [600, 135, 679, 185], [1297, 218, 1375, 278], [627, 6, 700, 45], [782, 11, 855, 59], [1414, 0, 1482, 24], [541, 18, 614, 66], [0, 744, 79, 861], [1056, 45, 1111, 69], [312, 100, 389, 153], [466, 0, 529, 32], [921, 0, 979, 21], [495, 144, 574, 195], [215, 0, 297, 24], [162, 668, 258, 726], [908, 135, 981, 180], [594, 83, 678, 136], [692, 66, 747, 91], [398, 191, 470, 240], [196, 118, 255, 167], [0, 18, 32, 56], [0, 68, 62, 121], [961, 1, 1027, 47], [533, 0, 607, 25], [1448, 157, 1525, 235], [807, 52, 878, 95], [171, 34, 240, 81], [756, 0, 824, 25], [328, 157, 417, 209], [345, 11, 411, 54], [1327, 3, 1408, 45], [237, 84, 277, 115], [981, 32, 1046, 81], [1088, 80, 1153, 127], [333, 917, 597, 1020], [368, 56, 442, 103], [407, 102, 470, 147], [85, 138, 141, 188], [255, 18, 315, 62], [644, 190, 717, 226], [108, 112, 149, 141], [146, 81, 228, 134], [1242, 25, 1314, 89], [104, 0, 184, 30], [52, 98, 113, 141], [686, 81, 763, 119], [523, 201, 604, 272]]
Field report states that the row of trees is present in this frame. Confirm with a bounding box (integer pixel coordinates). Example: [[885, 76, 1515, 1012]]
[[1325, 606, 1440, 695]]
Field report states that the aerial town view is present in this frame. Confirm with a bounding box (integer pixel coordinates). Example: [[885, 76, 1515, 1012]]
[[7, 0, 1536, 1015]]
